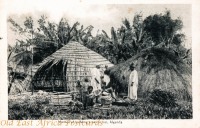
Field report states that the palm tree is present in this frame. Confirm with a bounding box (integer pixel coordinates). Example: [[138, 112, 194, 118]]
[[7, 43, 33, 94]]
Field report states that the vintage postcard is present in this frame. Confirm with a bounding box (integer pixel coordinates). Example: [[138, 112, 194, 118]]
[[0, 0, 200, 128]]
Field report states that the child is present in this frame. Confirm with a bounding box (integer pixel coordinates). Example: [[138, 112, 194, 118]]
[[82, 78, 90, 93], [76, 80, 83, 102], [83, 86, 95, 110]]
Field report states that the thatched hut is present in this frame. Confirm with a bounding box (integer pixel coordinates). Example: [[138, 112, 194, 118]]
[[31, 41, 114, 92], [107, 47, 192, 101]]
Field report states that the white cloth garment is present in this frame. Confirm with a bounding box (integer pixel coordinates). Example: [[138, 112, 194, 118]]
[[128, 70, 138, 100], [91, 68, 102, 96], [103, 74, 110, 86]]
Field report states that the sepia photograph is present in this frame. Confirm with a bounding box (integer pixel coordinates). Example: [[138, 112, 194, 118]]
[[6, 4, 192, 120]]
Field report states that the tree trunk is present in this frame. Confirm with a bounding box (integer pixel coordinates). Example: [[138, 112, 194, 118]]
[[8, 82, 12, 94], [8, 75, 15, 94]]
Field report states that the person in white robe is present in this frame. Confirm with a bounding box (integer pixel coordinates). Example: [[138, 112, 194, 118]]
[[91, 65, 102, 97], [103, 75, 110, 87], [128, 63, 138, 100]]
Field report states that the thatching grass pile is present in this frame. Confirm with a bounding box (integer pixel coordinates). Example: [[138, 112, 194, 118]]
[[107, 47, 192, 101]]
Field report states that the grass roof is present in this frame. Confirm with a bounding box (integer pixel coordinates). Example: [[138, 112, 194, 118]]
[[108, 47, 192, 101]]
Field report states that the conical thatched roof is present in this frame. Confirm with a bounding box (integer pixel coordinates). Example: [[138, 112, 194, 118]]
[[32, 41, 113, 71], [31, 41, 114, 92], [107, 47, 192, 101]]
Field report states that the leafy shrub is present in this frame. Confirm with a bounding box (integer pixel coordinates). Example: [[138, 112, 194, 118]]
[[8, 95, 56, 120], [148, 89, 177, 107]]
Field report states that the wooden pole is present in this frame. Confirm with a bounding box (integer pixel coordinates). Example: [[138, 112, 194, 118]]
[[63, 60, 66, 92], [52, 68, 54, 92], [31, 45, 34, 95], [31, 22, 34, 95], [74, 58, 77, 92]]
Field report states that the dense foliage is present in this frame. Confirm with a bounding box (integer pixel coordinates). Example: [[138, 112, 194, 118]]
[[8, 94, 54, 120], [8, 11, 191, 66]]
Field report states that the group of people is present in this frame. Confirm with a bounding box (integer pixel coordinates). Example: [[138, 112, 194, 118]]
[[76, 63, 138, 109]]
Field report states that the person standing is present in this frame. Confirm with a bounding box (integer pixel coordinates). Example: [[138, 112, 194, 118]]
[[128, 63, 138, 101], [91, 65, 102, 102]]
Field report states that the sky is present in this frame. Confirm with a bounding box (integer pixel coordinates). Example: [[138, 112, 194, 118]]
[[7, 2, 191, 48]]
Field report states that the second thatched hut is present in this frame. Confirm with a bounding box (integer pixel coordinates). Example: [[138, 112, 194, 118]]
[[107, 47, 192, 101]]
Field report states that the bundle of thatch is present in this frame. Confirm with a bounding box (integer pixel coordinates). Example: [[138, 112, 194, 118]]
[[31, 41, 114, 92], [107, 47, 192, 101]]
